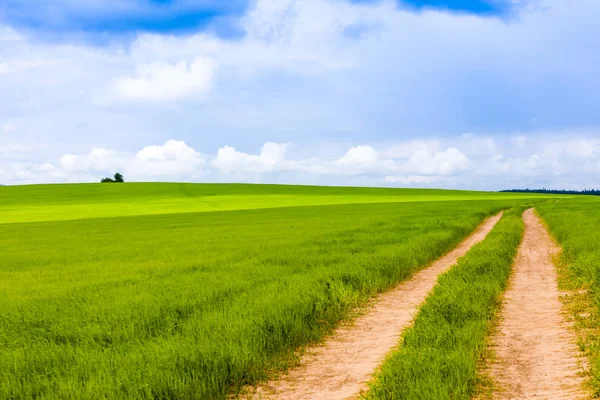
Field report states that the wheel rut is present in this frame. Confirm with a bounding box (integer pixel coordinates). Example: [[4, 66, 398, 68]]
[[481, 208, 588, 400], [242, 212, 504, 400]]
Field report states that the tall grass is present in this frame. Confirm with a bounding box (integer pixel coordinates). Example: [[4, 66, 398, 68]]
[[0, 197, 529, 399], [537, 197, 600, 396], [366, 207, 525, 400]]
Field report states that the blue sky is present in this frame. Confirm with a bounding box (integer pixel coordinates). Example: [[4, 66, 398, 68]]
[[0, 0, 248, 38], [0, 0, 599, 189], [0, 0, 517, 36]]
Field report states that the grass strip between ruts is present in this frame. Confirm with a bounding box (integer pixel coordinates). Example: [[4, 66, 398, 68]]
[[366, 207, 526, 400]]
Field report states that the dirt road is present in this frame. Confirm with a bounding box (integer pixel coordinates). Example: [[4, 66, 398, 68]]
[[482, 209, 587, 399], [244, 212, 503, 400]]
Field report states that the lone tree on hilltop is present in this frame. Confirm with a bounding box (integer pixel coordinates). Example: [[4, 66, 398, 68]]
[[101, 172, 125, 183]]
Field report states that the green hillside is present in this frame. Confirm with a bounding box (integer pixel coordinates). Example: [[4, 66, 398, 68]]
[[0, 182, 554, 224]]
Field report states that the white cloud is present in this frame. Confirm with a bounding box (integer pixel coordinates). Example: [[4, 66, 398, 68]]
[[113, 58, 219, 102], [2, 134, 600, 189], [130, 140, 205, 178], [543, 139, 600, 161], [59, 148, 126, 172], [337, 145, 379, 167], [406, 147, 470, 175], [212, 142, 290, 173], [380, 140, 441, 159], [213, 140, 472, 180], [52, 140, 205, 182]]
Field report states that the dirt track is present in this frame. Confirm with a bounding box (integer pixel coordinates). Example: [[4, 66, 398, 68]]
[[483, 209, 587, 399], [243, 212, 503, 400]]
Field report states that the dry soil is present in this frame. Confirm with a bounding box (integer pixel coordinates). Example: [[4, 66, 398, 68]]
[[482, 208, 587, 400], [243, 212, 504, 400]]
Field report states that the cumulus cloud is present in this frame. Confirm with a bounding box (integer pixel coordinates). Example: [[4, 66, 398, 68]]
[[380, 141, 441, 159], [60, 148, 127, 172], [35, 140, 205, 184], [130, 140, 205, 177], [337, 146, 379, 167], [113, 58, 219, 102], [542, 139, 600, 161], [213, 140, 472, 180], [212, 142, 290, 173], [406, 147, 470, 176], [2, 135, 600, 189]]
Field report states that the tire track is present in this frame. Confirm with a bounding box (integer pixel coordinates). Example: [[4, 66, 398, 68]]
[[243, 212, 504, 400], [481, 209, 587, 399]]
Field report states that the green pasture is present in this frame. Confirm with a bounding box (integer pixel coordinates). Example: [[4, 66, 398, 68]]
[[0, 183, 555, 224], [0, 183, 556, 398]]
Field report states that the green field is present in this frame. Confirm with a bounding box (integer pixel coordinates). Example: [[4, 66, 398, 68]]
[[537, 197, 600, 396], [0, 183, 551, 224], [0, 183, 560, 398]]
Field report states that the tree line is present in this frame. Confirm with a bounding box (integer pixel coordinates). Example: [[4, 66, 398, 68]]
[[501, 188, 600, 196]]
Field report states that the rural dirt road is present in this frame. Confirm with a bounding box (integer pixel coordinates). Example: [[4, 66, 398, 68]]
[[243, 212, 503, 400], [483, 208, 587, 399]]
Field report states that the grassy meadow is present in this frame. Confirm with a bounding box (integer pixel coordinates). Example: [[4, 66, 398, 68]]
[[0, 183, 554, 398], [537, 197, 600, 396], [0, 182, 551, 224]]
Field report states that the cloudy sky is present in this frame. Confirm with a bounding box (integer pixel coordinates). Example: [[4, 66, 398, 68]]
[[1, 0, 599, 190]]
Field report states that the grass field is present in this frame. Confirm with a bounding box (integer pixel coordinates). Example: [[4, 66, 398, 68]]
[[366, 208, 525, 399], [0, 183, 552, 224], [537, 197, 600, 396], [0, 183, 555, 399]]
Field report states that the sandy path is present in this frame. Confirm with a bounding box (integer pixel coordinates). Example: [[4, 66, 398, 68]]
[[243, 212, 503, 400], [482, 209, 587, 400]]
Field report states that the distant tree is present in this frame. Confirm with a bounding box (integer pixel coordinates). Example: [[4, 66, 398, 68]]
[[101, 173, 124, 183]]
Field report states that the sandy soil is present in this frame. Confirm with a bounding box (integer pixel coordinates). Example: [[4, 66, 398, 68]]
[[242, 212, 503, 400], [483, 209, 587, 400]]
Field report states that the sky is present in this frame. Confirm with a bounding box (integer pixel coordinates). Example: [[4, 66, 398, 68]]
[[1, 0, 599, 190]]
